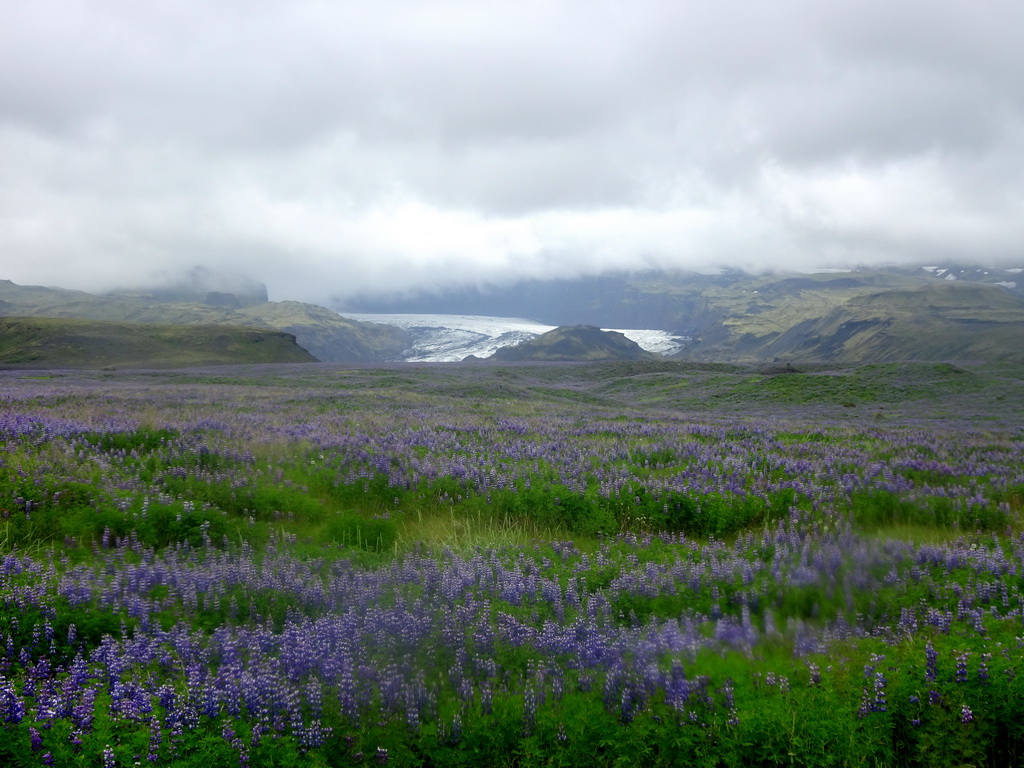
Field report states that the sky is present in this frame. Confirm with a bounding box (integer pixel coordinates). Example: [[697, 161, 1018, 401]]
[[2, 0, 1023, 304]]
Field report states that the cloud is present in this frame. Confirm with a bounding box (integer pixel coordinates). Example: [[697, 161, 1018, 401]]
[[1, 0, 1022, 303]]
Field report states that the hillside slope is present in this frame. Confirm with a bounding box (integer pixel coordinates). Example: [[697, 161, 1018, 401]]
[[0, 280, 408, 362], [488, 325, 659, 362], [0, 317, 316, 368], [690, 280, 1024, 362]]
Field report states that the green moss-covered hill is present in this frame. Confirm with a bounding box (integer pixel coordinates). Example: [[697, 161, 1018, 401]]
[[0, 317, 316, 368], [488, 325, 659, 362]]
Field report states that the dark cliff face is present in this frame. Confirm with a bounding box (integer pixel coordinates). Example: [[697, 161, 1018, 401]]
[[489, 325, 658, 362]]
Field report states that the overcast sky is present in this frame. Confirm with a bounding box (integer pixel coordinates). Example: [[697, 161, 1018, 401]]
[[2, 0, 1023, 303]]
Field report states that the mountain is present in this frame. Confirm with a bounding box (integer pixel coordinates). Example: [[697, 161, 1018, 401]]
[[0, 280, 408, 362], [681, 276, 1024, 363], [340, 265, 1023, 327], [5, 263, 1023, 365], [0, 317, 315, 368], [232, 301, 407, 363], [342, 266, 1024, 363], [487, 325, 660, 362]]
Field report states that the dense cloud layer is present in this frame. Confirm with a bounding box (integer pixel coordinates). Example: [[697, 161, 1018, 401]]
[[2, 0, 1022, 302]]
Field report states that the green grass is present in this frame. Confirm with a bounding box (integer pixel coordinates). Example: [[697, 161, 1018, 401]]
[[861, 523, 968, 544], [396, 506, 573, 553]]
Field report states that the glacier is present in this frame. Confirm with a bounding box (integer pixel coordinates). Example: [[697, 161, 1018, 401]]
[[342, 313, 688, 362]]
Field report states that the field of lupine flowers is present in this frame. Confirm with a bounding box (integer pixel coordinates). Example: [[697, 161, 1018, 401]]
[[1, 360, 1023, 767]]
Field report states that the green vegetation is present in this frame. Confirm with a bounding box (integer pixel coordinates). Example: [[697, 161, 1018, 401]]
[[0, 361, 1023, 766], [490, 325, 658, 362], [0, 316, 316, 368]]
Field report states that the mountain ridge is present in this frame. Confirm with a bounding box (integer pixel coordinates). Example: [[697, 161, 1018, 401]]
[[3, 263, 1023, 364], [0, 280, 407, 363], [341, 266, 1024, 363]]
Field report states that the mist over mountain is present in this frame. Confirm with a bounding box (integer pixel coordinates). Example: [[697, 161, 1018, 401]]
[[340, 265, 1023, 325], [340, 271, 688, 329], [6, 0, 1024, 313], [113, 266, 271, 307]]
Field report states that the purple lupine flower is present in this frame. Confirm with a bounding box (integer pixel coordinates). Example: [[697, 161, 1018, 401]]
[[147, 719, 162, 763], [961, 704, 974, 723], [871, 671, 887, 713], [523, 686, 537, 736], [480, 681, 492, 716], [925, 642, 938, 682], [955, 652, 969, 684], [978, 653, 991, 685], [297, 719, 332, 751], [0, 678, 25, 724], [857, 687, 871, 719]]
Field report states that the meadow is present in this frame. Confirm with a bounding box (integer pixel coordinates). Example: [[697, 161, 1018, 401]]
[[0, 360, 1023, 767]]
